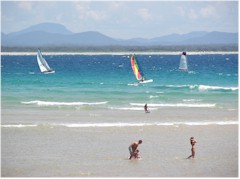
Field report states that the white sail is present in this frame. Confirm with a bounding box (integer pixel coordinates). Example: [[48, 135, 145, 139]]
[[179, 52, 188, 71], [37, 49, 55, 73]]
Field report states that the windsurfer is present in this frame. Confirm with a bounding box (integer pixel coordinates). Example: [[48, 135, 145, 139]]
[[129, 140, 142, 159]]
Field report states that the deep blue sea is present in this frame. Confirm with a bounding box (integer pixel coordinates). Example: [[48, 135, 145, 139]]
[[1, 53, 238, 126]]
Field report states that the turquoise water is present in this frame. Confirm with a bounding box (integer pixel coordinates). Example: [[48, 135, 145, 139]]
[[2, 54, 238, 111], [1, 53, 238, 177]]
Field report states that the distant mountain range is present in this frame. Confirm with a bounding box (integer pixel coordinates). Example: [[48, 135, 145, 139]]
[[1, 22, 238, 47]]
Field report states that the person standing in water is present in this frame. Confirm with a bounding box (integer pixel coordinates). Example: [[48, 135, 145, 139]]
[[188, 137, 197, 159], [129, 140, 142, 159], [144, 104, 150, 113]]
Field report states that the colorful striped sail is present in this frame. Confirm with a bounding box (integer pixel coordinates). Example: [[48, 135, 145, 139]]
[[131, 55, 144, 81]]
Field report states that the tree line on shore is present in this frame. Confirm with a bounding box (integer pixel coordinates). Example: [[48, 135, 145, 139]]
[[1, 44, 237, 53]]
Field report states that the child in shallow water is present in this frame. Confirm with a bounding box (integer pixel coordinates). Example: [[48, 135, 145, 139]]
[[129, 149, 141, 159]]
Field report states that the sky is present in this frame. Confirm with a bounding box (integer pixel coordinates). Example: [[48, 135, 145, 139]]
[[1, 1, 238, 39]]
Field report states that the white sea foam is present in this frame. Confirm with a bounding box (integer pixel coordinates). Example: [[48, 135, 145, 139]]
[[62, 123, 154, 128], [130, 103, 216, 108], [182, 99, 202, 102], [109, 107, 158, 111], [198, 85, 238, 91], [162, 84, 238, 91], [188, 71, 196, 74], [109, 107, 144, 111], [128, 83, 139, 86], [2, 121, 238, 128], [166, 84, 190, 88], [149, 95, 159, 99], [2, 124, 38, 128], [184, 121, 238, 126], [21, 100, 108, 106]]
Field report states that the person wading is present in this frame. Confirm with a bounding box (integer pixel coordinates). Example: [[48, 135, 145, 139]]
[[129, 140, 142, 159]]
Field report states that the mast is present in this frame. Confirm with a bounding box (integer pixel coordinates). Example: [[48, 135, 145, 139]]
[[37, 49, 54, 73]]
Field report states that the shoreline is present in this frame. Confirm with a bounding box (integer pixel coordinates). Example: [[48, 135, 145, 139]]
[[1, 51, 238, 56]]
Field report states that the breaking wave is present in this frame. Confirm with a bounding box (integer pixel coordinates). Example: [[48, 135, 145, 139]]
[[21, 100, 108, 106], [154, 84, 238, 92], [109, 107, 158, 111], [130, 103, 216, 108], [2, 124, 38, 128], [198, 85, 238, 91], [2, 121, 238, 128]]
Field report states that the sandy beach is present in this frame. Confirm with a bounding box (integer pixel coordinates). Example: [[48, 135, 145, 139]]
[[1, 51, 238, 56]]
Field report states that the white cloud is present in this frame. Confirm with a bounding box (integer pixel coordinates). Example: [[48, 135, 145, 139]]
[[182, 5, 218, 20], [74, 2, 106, 21], [18, 2, 32, 11], [55, 14, 63, 23], [178, 7, 186, 17], [108, 1, 125, 9], [137, 8, 153, 21], [188, 9, 198, 20], [1, 1, 238, 38], [87, 10, 106, 21], [200, 5, 217, 18]]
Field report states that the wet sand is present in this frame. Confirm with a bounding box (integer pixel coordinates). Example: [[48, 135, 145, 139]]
[[1, 124, 238, 177]]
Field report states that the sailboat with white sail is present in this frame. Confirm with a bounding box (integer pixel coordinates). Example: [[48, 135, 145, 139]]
[[37, 49, 55, 74], [130, 54, 153, 83], [179, 51, 188, 71]]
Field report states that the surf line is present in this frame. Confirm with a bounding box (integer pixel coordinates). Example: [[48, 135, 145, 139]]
[[2, 121, 238, 128], [21, 100, 108, 106]]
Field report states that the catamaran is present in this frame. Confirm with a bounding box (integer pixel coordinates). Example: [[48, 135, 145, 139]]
[[179, 51, 188, 71], [37, 49, 55, 74], [130, 54, 153, 83]]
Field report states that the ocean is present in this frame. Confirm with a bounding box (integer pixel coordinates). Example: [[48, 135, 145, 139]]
[[1, 53, 238, 177]]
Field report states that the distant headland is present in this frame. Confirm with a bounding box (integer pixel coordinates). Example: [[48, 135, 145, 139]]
[[2, 23, 238, 53]]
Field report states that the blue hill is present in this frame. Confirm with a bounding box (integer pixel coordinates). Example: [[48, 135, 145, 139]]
[[8, 22, 72, 36], [2, 23, 238, 47]]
